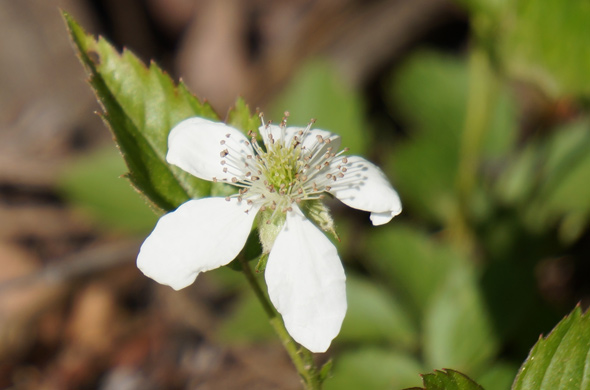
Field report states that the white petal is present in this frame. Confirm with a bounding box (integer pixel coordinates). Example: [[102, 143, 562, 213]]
[[137, 197, 258, 290], [265, 208, 347, 353], [370, 211, 397, 226], [167, 117, 254, 182], [330, 155, 402, 225]]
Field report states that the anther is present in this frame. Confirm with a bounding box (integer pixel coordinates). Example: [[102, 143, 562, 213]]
[[226, 133, 231, 138], [232, 177, 238, 183], [220, 140, 226, 145], [225, 196, 231, 201]]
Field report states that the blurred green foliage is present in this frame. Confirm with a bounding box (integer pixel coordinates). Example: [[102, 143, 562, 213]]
[[58, 147, 157, 234], [64, 2, 590, 388], [268, 60, 369, 156]]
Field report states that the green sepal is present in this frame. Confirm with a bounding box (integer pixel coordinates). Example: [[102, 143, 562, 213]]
[[319, 359, 334, 384], [226, 97, 261, 133], [302, 199, 339, 241], [258, 208, 287, 254], [255, 253, 269, 273]]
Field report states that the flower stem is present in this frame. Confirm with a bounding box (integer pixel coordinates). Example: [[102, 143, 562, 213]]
[[238, 255, 322, 389], [452, 43, 497, 253]]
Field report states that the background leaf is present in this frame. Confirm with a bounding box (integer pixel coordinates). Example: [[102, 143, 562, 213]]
[[498, 1, 590, 97], [423, 265, 499, 375], [387, 50, 516, 223], [268, 59, 368, 156], [58, 147, 157, 233], [337, 276, 418, 350], [325, 349, 422, 390], [365, 225, 467, 317]]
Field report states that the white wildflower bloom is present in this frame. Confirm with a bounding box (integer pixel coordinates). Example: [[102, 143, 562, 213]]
[[137, 116, 401, 353]]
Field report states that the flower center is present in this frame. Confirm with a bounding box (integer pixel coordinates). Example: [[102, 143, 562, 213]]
[[220, 116, 350, 219]]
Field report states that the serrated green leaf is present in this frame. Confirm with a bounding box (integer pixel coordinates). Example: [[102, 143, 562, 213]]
[[406, 369, 484, 390], [226, 96, 260, 133], [58, 146, 157, 233], [268, 59, 368, 155], [337, 275, 418, 350], [512, 306, 590, 390], [64, 12, 220, 212], [324, 348, 423, 390]]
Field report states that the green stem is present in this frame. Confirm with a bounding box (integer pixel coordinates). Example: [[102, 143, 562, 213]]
[[452, 44, 497, 252], [238, 255, 322, 389]]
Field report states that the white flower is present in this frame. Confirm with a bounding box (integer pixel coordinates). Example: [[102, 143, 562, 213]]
[[137, 116, 402, 353]]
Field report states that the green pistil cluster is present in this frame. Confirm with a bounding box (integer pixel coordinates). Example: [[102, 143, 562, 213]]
[[260, 142, 302, 193]]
